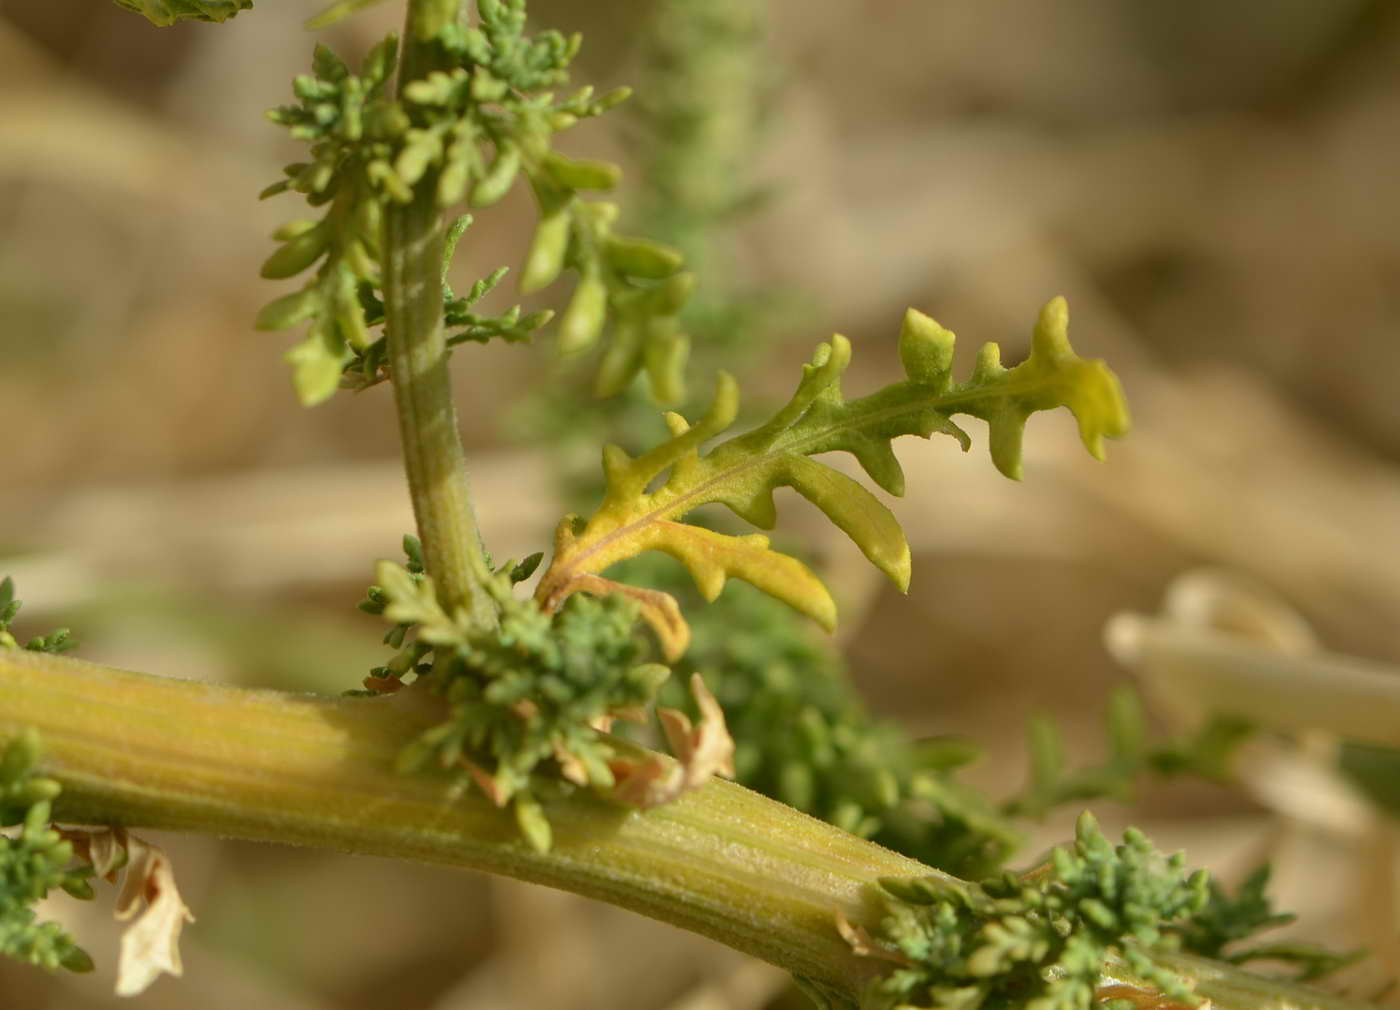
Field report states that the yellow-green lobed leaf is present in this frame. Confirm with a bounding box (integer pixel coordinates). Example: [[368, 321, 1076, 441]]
[[535, 297, 1127, 655]]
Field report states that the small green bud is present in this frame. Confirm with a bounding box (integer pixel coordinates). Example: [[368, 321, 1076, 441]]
[[644, 331, 688, 406], [395, 130, 442, 187], [437, 155, 471, 207], [272, 218, 319, 242], [470, 146, 521, 207], [62, 876, 96, 901], [514, 794, 552, 854], [260, 226, 328, 280], [17, 777, 62, 805], [1, 728, 41, 783], [593, 320, 641, 398], [541, 153, 620, 192], [508, 553, 544, 584], [470, 68, 509, 102], [312, 43, 350, 83], [332, 275, 370, 353], [597, 86, 631, 111], [255, 289, 319, 331], [366, 160, 413, 204], [519, 309, 554, 331], [519, 210, 571, 294], [363, 33, 399, 82], [604, 236, 683, 280], [556, 270, 608, 356], [627, 662, 671, 696], [285, 321, 350, 406], [60, 946, 95, 974]]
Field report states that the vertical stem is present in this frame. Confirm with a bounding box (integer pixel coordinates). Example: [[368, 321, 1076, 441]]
[[383, 0, 495, 626]]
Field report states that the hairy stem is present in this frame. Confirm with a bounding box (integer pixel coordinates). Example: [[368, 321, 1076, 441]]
[[383, 0, 495, 627], [0, 649, 1380, 1010]]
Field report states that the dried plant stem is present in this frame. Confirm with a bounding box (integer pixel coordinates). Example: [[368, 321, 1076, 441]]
[[383, 0, 495, 626]]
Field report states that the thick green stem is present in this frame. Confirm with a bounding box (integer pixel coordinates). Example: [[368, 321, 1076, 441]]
[[383, 0, 495, 626], [0, 649, 910, 998], [0, 649, 1381, 1010]]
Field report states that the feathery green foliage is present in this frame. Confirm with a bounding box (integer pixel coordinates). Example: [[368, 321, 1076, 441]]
[[111, 0, 250, 25], [858, 813, 1207, 1010], [0, 578, 75, 655], [536, 298, 1128, 660], [1006, 689, 1255, 820], [1, 731, 94, 975], [257, 2, 692, 405], [363, 543, 669, 853], [1176, 866, 1363, 982], [256, 37, 402, 405]]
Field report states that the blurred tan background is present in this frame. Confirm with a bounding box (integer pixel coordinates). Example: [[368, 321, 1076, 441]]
[[3, 1, 1400, 1007]]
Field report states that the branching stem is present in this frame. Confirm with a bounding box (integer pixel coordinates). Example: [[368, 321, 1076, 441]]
[[383, 0, 495, 627]]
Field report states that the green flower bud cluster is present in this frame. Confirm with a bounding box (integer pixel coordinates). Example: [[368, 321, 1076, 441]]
[[419, 5, 695, 403], [257, 38, 402, 405], [860, 813, 1208, 1010], [362, 546, 668, 853], [522, 192, 693, 404], [111, 0, 251, 26], [257, 1, 694, 407], [1, 731, 95, 975], [0, 578, 75, 655]]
